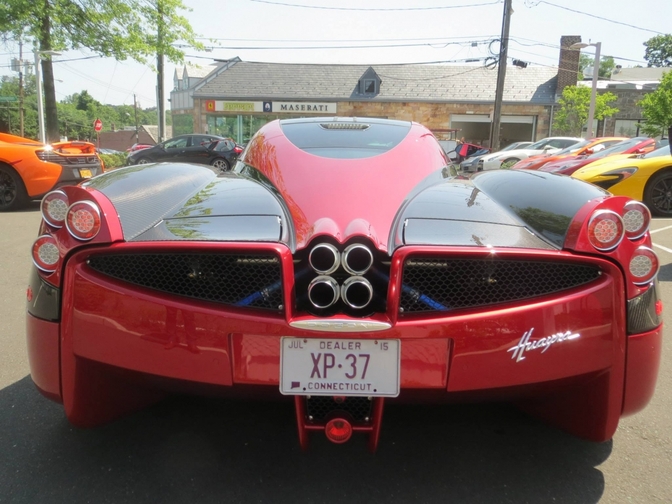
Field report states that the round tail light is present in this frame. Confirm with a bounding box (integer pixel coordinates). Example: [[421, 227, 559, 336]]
[[588, 210, 624, 251], [41, 190, 69, 228], [325, 418, 353, 444], [32, 235, 60, 273], [629, 246, 659, 285], [622, 201, 651, 240], [66, 201, 101, 240]]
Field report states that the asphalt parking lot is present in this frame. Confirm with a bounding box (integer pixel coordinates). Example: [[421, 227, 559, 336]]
[[1, 204, 670, 504]]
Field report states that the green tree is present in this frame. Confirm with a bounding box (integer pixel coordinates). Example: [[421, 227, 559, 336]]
[[643, 34, 672, 68], [0, 0, 202, 142], [553, 85, 619, 137], [579, 54, 616, 79], [639, 71, 672, 137]]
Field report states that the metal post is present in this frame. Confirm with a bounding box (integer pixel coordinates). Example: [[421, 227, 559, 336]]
[[586, 42, 601, 138], [34, 46, 46, 143]]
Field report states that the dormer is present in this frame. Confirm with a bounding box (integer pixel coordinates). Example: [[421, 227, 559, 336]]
[[173, 68, 181, 91], [358, 67, 381, 96]]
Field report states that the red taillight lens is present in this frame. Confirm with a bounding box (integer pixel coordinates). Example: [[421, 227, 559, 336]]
[[32, 235, 60, 273], [324, 418, 353, 444], [234, 146, 243, 153], [629, 246, 659, 285], [41, 190, 69, 228], [588, 210, 624, 251], [622, 201, 651, 240], [66, 201, 101, 240]]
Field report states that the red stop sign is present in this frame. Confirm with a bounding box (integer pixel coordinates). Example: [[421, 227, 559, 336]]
[[94, 118, 103, 132]]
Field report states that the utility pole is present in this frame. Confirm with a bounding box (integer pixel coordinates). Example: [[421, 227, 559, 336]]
[[488, 0, 512, 152], [19, 39, 24, 137]]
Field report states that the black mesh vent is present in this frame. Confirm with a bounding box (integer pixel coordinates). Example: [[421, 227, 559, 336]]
[[400, 258, 601, 314], [88, 253, 283, 310], [306, 396, 373, 422]]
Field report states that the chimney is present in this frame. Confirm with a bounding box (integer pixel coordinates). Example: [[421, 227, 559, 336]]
[[557, 35, 582, 97]]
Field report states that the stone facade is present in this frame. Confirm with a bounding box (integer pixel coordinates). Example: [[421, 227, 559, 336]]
[[601, 89, 648, 136]]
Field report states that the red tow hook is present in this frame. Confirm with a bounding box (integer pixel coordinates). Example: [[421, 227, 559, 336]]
[[294, 395, 385, 452]]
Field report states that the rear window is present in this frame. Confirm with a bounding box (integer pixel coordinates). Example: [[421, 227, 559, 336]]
[[280, 119, 412, 159]]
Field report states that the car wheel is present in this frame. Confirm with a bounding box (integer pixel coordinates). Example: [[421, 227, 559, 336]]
[[500, 158, 520, 169], [211, 158, 231, 171], [136, 158, 152, 165], [644, 169, 672, 216], [0, 164, 28, 212]]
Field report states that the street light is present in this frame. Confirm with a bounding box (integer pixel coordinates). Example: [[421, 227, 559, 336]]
[[33, 47, 61, 144], [570, 41, 601, 139]]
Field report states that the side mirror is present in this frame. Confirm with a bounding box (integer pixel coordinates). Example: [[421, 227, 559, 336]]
[[585, 148, 594, 155], [543, 145, 553, 151]]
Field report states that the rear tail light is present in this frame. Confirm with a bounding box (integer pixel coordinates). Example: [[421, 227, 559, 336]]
[[32, 235, 60, 273], [622, 201, 651, 240], [325, 418, 353, 444], [629, 246, 659, 285], [41, 190, 69, 228], [234, 145, 243, 154], [66, 201, 101, 240], [588, 210, 624, 251]]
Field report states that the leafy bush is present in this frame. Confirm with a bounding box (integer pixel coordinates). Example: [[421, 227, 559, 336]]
[[100, 152, 128, 171]]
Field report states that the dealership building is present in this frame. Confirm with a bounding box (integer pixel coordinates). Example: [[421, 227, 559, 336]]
[[169, 36, 585, 147]]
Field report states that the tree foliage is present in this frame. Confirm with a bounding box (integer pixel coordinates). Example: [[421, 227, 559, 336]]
[[579, 54, 615, 80], [0, 0, 202, 142], [639, 71, 672, 137], [0, 74, 162, 141], [553, 86, 619, 137], [643, 34, 672, 68]]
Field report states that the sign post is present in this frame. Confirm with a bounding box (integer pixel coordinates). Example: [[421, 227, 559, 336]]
[[94, 118, 102, 149]]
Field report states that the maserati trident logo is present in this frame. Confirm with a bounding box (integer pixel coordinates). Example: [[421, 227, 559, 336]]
[[507, 328, 580, 363]]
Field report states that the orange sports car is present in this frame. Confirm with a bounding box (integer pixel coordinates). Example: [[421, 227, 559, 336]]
[[511, 137, 627, 171], [0, 133, 103, 211]]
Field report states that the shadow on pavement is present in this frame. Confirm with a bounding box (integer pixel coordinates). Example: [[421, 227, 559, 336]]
[[1, 376, 611, 504]]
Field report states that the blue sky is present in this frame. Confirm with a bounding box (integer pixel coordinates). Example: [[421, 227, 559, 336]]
[[1, 0, 669, 108]]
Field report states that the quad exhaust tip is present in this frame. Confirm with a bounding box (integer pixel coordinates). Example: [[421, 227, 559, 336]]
[[341, 276, 373, 309], [308, 275, 340, 309], [342, 243, 374, 275], [309, 243, 341, 275]]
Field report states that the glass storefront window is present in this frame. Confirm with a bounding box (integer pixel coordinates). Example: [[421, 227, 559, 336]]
[[206, 114, 286, 144]]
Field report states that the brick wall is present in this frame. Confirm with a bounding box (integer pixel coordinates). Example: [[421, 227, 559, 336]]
[[557, 36, 581, 96]]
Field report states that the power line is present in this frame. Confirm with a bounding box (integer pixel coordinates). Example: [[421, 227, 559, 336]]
[[248, 0, 502, 11], [534, 1, 665, 35]]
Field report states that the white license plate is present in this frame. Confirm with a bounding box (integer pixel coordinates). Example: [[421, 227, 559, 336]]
[[280, 337, 400, 397], [79, 169, 92, 178]]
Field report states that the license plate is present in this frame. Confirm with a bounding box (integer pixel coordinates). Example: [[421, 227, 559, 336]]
[[280, 337, 400, 397], [79, 169, 92, 178]]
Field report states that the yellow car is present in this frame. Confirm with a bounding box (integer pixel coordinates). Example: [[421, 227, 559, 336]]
[[572, 146, 672, 216]]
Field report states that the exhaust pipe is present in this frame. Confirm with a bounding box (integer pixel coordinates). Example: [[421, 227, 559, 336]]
[[309, 243, 341, 275], [342, 244, 373, 275], [341, 276, 373, 309], [308, 275, 340, 309]]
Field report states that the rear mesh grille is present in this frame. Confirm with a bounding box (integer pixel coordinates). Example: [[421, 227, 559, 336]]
[[306, 396, 373, 422], [88, 253, 283, 310], [400, 258, 601, 313]]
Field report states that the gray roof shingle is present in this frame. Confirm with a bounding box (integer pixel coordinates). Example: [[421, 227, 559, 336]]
[[193, 61, 558, 104]]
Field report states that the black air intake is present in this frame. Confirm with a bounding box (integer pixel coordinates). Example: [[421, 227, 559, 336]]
[[400, 258, 601, 314]]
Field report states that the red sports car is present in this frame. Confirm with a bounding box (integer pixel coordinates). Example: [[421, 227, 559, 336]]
[[538, 137, 660, 175], [26, 117, 662, 451]]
